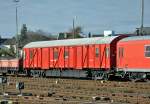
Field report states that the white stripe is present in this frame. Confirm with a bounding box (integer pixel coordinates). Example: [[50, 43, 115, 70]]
[[117, 68, 150, 72]]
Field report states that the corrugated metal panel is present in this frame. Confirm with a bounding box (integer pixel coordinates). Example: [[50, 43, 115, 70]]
[[120, 35, 150, 42], [24, 36, 118, 48]]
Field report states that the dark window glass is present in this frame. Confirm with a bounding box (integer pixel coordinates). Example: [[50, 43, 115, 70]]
[[145, 52, 150, 57], [105, 47, 109, 58], [145, 46, 150, 57], [95, 48, 99, 57], [119, 48, 121, 58], [145, 46, 150, 51], [30, 50, 33, 59], [119, 47, 124, 58], [23, 51, 26, 59], [54, 49, 58, 59], [64, 50, 69, 58]]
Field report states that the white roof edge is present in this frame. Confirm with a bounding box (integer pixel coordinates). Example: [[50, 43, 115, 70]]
[[24, 36, 119, 48], [120, 35, 150, 42]]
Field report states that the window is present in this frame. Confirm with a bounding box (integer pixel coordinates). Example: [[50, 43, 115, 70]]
[[64, 50, 69, 58], [105, 47, 110, 58], [119, 47, 124, 58], [145, 45, 150, 57], [23, 51, 26, 59], [95, 48, 99, 57], [29, 50, 33, 59], [54, 49, 58, 59]]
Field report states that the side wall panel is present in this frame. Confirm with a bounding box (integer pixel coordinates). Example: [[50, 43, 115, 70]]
[[33, 48, 38, 68], [117, 40, 150, 70], [41, 48, 49, 69], [76, 46, 82, 69], [49, 48, 53, 68], [23, 49, 28, 68], [99, 44, 110, 69], [94, 45, 100, 68], [59, 47, 64, 68], [88, 45, 94, 68], [64, 47, 69, 68], [37, 48, 42, 68], [29, 48, 34, 68], [68, 46, 74, 68], [82, 46, 88, 68]]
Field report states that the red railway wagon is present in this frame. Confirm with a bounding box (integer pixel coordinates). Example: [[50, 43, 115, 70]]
[[23, 35, 125, 78], [117, 36, 150, 80], [0, 58, 19, 74]]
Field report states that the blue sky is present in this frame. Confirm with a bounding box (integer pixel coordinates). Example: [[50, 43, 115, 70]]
[[0, 0, 150, 38]]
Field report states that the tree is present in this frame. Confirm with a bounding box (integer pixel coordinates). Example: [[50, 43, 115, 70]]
[[20, 24, 27, 47], [70, 26, 82, 34], [0, 46, 15, 57], [69, 26, 83, 38], [58, 32, 66, 39], [9, 45, 16, 57], [21, 24, 27, 37]]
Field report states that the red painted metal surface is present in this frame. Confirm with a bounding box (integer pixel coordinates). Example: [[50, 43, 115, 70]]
[[41, 48, 49, 69], [117, 40, 150, 70], [23, 48, 29, 68], [23, 36, 125, 71], [24, 44, 112, 70], [0, 59, 19, 68], [88, 45, 94, 68], [37, 48, 42, 68]]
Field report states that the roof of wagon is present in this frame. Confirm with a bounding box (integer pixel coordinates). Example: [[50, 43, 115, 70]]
[[120, 35, 150, 42], [24, 36, 119, 48]]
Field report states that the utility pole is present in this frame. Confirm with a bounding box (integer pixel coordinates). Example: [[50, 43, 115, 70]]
[[14, 0, 19, 59], [140, 0, 144, 35], [14, 0, 20, 74], [73, 17, 75, 38], [73, 16, 77, 38]]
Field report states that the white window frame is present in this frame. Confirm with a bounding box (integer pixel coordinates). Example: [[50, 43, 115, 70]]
[[145, 45, 150, 58]]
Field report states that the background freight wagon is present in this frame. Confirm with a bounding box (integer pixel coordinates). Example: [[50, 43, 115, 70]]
[[0, 58, 19, 74]]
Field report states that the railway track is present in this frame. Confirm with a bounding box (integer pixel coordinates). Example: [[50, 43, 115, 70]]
[[0, 76, 150, 104]]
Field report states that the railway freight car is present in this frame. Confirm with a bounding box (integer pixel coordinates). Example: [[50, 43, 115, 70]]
[[116, 36, 150, 80], [0, 58, 20, 75], [23, 35, 125, 79]]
